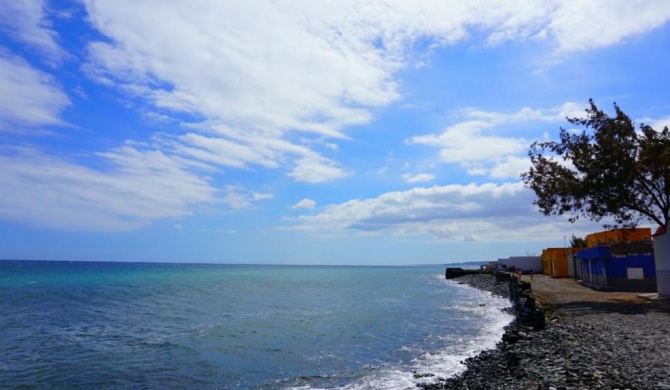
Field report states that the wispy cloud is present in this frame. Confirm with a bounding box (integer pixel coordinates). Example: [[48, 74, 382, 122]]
[[0, 0, 66, 61], [401, 173, 435, 183], [291, 198, 317, 210], [547, 1, 670, 52], [408, 120, 527, 165], [79, 1, 668, 186], [2, 0, 669, 235], [288, 155, 349, 183], [639, 116, 670, 131], [287, 182, 574, 241], [222, 185, 275, 209], [407, 102, 588, 179], [0, 145, 220, 230], [0, 51, 70, 133], [459, 102, 586, 124], [253, 192, 274, 201], [489, 156, 530, 179]]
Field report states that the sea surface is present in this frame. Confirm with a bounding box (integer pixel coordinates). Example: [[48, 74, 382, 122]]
[[0, 261, 513, 389]]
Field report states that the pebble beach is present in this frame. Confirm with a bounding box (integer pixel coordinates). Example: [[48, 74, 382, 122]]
[[422, 273, 670, 390]]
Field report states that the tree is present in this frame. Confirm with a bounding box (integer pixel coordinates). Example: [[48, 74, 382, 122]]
[[521, 99, 670, 231], [569, 234, 587, 248]]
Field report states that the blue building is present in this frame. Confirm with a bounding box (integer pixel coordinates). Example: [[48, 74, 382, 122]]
[[577, 241, 657, 292]]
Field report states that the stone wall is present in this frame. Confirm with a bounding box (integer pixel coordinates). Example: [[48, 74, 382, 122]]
[[507, 273, 545, 331]]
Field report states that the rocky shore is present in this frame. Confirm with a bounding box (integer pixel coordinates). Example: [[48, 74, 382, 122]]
[[419, 273, 670, 390]]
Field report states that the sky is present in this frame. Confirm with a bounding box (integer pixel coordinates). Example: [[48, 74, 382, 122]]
[[1, 1, 670, 265]]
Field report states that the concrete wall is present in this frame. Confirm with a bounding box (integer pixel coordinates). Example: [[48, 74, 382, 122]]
[[653, 230, 670, 296], [567, 251, 577, 278], [498, 256, 541, 273]]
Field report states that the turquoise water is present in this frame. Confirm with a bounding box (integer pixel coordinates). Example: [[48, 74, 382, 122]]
[[0, 261, 512, 389]]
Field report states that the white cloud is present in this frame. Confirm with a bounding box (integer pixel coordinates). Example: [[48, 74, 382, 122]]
[[0, 51, 70, 133], [82, 0, 400, 137], [288, 181, 574, 241], [289, 155, 349, 183], [253, 192, 274, 201], [2, 1, 666, 234], [460, 102, 586, 124], [481, 1, 670, 53], [408, 120, 527, 164], [78, 1, 669, 185], [291, 198, 317, 210], [401, 173, 435, 183], [175, 132, 284, 169], [547, 1, 670, 52], [222, 185, 273, 209], [490, 156, 531, 179], [0, 0, 65, 61], [200, 228, 238, 234], [407, 102, 588, 177], [173, 131, 348, 183], [0, 146, 219, 230], [639, 116, 670, 131]]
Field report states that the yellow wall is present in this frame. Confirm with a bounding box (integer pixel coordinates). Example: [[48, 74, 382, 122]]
[[541, 251, 552, 275], [541, 247, 572, 277], [586, 228, 652, 248]]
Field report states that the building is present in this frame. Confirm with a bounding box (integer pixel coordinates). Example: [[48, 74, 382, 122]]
[[586, 227, 652, 248], [577, 241, 656, 292], [497, 256, 541, 273], [567, 249, 582, 279], [541, 248, 572, 277]]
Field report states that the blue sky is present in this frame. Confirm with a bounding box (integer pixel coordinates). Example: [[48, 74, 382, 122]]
[[2, 1, 670, 265]]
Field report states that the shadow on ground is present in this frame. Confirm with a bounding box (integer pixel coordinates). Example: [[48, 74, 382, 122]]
[[543, 299, 670, 317]]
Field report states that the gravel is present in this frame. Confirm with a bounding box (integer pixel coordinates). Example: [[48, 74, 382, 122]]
[[419, 273, 670, 390]]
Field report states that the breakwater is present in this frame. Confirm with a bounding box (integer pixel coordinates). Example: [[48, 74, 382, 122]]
[[444, 267, 482, 279]]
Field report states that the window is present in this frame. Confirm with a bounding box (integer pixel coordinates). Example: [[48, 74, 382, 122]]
[[627, 267, 644, 280]]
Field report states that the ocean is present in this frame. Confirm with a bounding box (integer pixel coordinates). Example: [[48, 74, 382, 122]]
[[0, 261, 513, 389]]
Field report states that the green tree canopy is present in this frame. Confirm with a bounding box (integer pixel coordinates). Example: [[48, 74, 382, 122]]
[[522, 99, 670, 230], [569, 234, 587, 248]]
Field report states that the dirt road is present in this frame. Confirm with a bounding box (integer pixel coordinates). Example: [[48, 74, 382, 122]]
[[525, 274, 656, 316]]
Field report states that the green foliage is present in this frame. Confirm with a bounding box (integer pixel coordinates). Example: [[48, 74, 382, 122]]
[[569, 234, 587, 248], [522, 99, 670, 230]]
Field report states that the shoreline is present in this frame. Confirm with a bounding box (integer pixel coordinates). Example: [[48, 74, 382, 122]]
[[420, 273, 670, 390]]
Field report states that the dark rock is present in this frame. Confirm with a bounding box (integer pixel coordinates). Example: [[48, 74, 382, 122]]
[[445, 267, 482, 279], [413, 373, 435, 379]]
